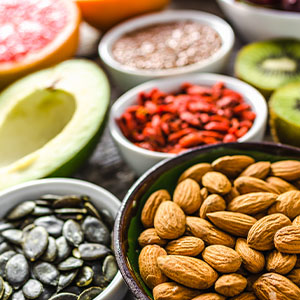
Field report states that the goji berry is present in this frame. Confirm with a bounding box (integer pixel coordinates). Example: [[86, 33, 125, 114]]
[[204, 122, 229, 132]]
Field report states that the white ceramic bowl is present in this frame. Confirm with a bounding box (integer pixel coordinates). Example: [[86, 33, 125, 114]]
[[99, 10, 235, 91], [109, 73, 268, 176], [0, 178, 128, 300], [217, 0, 300, 42]]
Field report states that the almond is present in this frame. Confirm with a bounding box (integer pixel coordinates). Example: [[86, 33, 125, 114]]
[[191, 293, 225, 300], [247, 213, 292, 251], [165, 236, 204, 256], [202, 245, 242, 273], [235, 238, 265, 274], [157, 255, 218, 289], [266, 176, 297, 193], [274, 225, 300, 254], [199, 194, 226, 219], [266, 250, 297, 274], [178, 163, 213, 183], [201, 187, 209, 200], [270, 190, 300, 219], [231, 292, 257, 300], [153, 282, 201, 300], [293, 215, 300, 226], [227, 192, 277, 215], [287, 268, 300, 287], [271, 160, 300, 181], [215, 273, 247, 297], [212, 155, 255, 177], [138, 228, 167, 247], [239, 161, 271, 179], [253, 272, 300, 300], [202, 172, 231, 195], [141, 189, 170, 228], [154, 201, 186, 239], [234, 176, 279, 194], [224, 187, 240, 203], [186, 216, 235, 248], [173, 178, 202, 214], [138, 245, 167, 289], [207, 211, 257, 237]]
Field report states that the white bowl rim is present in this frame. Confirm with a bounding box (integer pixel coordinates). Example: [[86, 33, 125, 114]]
[[218, 0, 300, 18], [109, 73, 268, 159], [0, 178, 126, 300], [99, 9, 235, 77]]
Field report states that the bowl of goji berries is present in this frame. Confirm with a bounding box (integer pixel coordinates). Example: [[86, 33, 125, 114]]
[[109, 73, 267, 175]]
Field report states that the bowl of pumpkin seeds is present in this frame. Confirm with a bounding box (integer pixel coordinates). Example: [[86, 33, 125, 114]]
[[0, 178, 128, 300]]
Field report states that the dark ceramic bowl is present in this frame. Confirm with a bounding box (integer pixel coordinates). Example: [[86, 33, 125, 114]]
[[114, 142, 300, 300]]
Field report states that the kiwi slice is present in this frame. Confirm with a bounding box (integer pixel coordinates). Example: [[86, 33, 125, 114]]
[[235, 39, 300, 96], [269, 81, 300, 147]]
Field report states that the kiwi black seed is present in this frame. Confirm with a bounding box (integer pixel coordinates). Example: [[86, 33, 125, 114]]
[[235, 39, 300, 95], [269, 81, 300, 147]]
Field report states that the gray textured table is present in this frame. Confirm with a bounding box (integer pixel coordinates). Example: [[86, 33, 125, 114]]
[[73, 1, 250, 299]]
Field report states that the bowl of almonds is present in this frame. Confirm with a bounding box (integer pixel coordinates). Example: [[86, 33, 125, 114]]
[[114, 141, 300, 300]]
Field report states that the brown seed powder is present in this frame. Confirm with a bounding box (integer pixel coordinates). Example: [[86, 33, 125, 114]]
[[112, 21, 222, 70]]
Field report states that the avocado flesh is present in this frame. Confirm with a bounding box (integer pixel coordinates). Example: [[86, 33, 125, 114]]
[[0, 59, 110, 190]]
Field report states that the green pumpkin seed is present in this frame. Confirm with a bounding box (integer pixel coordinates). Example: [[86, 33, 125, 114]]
[[72, 248, 81, 259], [55, 208, 87, 215], [0, 222, 14, 232], [55, 236, 71, 262], [22, 279, 43, 299], [41, 237, 57, 262], [78, 244, 110, 261], [78, 287, 102, 300], [11, 290, 25, 300], [34, 216, 64, 237], [76, 266, 94, 287], [1, 229, 23, 245], [82, 216, 110, 246], [2, 281, 12, 300], [58, 257, 83, 271], [33, 262, 59, 287], [32, 206, 53, 217], [5, 254, 29, 288], [23, 227, 48, 261], [49, 292, 77, 300], [0, 250, 16, 277], [103, 255, 118, 282], [53, 196, 82, 208], [57, 270, 78, 292], [63, 220, 83, 247], [6, 202, 36, 221]]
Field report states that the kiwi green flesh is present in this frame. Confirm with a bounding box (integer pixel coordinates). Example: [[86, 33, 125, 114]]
[[236, 39, 300, 92], [269, 82, 300, 147]]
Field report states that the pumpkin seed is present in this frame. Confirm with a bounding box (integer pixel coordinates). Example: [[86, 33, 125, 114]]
[[83, 203, 101, 220], [102, 255, 118, 282], [41, 237, 57, 262], [53, 196, 82, 208], [36, 286, 55, 300], [33, 262, 59, 287], [78, 287, 102, 300], [89, 262, 108, 288], [63, 220, 83, 247], [11, 290, 25, 300], [57, 270, 78, 292], [72, 248, 81, 259], [58, 257, 83, 271], [22, 279, 43, 299], [23, 227, 48, 261], [76, 266, 94, 287], [0, 250, 16, 277], [6, 202, 36, 221], [34, 200, 51, 207], [34, 216, 64, 237], [5, 254, 29, 288], [32, 206, 53, 217], [55, 208, 87, 215], [78, 244, 110, 261], [1, 229, 23, 245], [55, 237, 71, 262], [82, 216, 110, 246], [0, 222, 14, 232], [49, 292, 77, 300], [2, 281, 12, 300], [0, 242, 12, 254], [62, 285, 82, 295]]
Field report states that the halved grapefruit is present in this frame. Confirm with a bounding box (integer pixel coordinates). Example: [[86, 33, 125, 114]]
[[0, 0, 81, 90]]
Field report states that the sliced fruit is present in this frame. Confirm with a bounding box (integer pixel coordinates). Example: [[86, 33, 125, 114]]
[[269, 82, 300, 147], [235, 39, 300, 95], [0, 0, 81, 90], [74, 0, 169, 31], [0, 59, 110, 190]]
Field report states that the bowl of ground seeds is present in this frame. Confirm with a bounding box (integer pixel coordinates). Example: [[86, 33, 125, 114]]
[[99, 10, 235, 91]]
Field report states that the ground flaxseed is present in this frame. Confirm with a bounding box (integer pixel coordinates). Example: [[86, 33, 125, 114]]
[[112, 21, 222, 70]]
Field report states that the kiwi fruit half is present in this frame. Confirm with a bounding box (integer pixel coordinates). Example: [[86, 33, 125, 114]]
[[235, 39, 300, 96], [269, 81, 300, 147]]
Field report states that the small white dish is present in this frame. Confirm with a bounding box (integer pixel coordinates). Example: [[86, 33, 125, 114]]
[[99, 10, 235, 91], [217, 0, 300, 42], [109, 73, 268, 176], [0, 178, 128, 300]]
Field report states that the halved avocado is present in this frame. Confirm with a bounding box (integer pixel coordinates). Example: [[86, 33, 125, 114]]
[[0, 59, 110, 190]]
